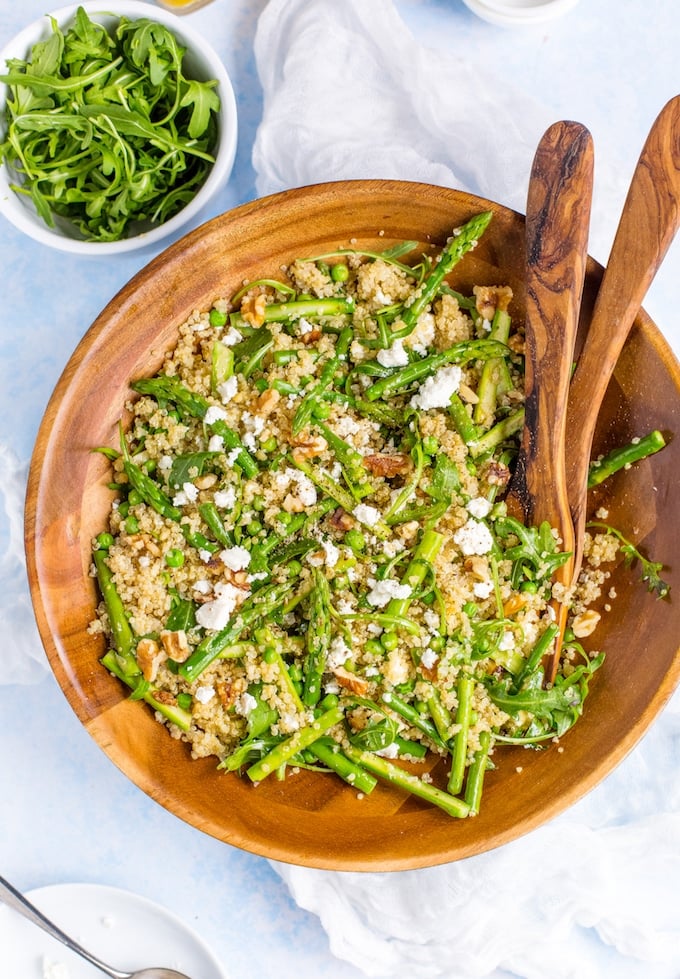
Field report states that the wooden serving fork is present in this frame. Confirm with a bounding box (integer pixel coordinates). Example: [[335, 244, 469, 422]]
[[505, 119, 594, 681]]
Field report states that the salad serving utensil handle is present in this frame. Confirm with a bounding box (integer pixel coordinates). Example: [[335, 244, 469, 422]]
[[0, 875, 191, 979], [565, 94, 680, 581], [505, 119, 594, 680]]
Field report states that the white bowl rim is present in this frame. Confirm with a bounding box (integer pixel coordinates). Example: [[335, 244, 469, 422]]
[[0, 0, 237, 255], [461, 0, 580, 25]]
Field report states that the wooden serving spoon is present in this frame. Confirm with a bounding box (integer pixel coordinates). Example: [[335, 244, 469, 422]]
[[565, 95, 680, 582], [505, 119, 594, 680]]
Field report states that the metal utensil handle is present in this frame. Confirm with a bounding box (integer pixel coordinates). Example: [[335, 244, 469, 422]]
[[0, 875, 130, 979]]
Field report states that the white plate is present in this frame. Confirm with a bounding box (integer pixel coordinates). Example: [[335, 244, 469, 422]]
[[0, 882, 228, 978]]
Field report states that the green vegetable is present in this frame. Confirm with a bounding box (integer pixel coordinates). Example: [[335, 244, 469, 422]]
[[0, 6, 220, 241]]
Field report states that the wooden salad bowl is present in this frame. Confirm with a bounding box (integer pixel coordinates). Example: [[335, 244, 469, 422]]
[[24, 180, 680, 871]]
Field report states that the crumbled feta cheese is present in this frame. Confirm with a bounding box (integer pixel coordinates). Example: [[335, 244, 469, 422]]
[[383, 537, 406, 558], [453, 518, 494, 556], [467, 496, 492, 519], [195, 685, 216, 704], [225, 447, 242, 467], [217, 375, 238, 402], [193, 579, 212, 595], [291, 470, 317, 506], [499, 630, 515, 651], [242, 411, 265, 436], [242, 432, 257, 452], [199, 548, 213, 563], [423, 608, 440, 632], [335, 597, 356, 615], [473, 579, 494, 599], [220, 545, 251, 572], [406, 311, 436, 355], [298, 317, 314, 335], [410, 365, 463, 410], [195, 582, 242, 631], [420, 646, 439, 670], [376, 742, 400, 759], [366, 577, 411, 608], [208, 434, 225, 453], [377, 338, 409, 368], [222, 326, 243, 346], [353, 503, 382, 527], [205, 405, 228, 425], [214, 485, 236, 509], [236, 691, 258, 715], [158, 454, 173, 472], [173, 481, 199, 506], [328, 636, 351, 669]]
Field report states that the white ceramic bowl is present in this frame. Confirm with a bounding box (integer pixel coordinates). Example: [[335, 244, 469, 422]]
[[0, 1, 237, 255], [462, 0, 580, 27]]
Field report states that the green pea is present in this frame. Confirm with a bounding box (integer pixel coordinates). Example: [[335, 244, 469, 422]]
[[422, 435, 439, 455], [331, 263, 349, 282], [143, 460, 156, 475], [332, 574, 350, 591], [124, 515, 139, 534], [165, 548, 185, 568], [520, 580, 539, 594], [320, 692, 339, 709], [128, 489, 143, 506], [463, 601, 478, 618], [209, 308, 228, 327], [277, 510, 293, 526], [429, 635, 445, 652], [414, 700, 429, 715], [117, 501, 130, 518], [263, 645, 277, 664], [563, 627, 575, 643], [252, 494, 266, 511], [312, 401, 332, 420], [288, 663, 302, 681], [246, 519, 262, 536], [261, 436, 278, 453], [381, 631, 399, 651], [344, 528, 365, 552], [287, 560, 303, 577], [254, 378, 268, 393], [421, 591, 436, 606], [177, 693, 193, 711], [365, 639, 383, 657], [96, 532, 114, 550]]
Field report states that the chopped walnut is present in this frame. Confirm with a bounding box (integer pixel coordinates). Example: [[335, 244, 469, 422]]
[[137, 637, 167, 682], [291, 433, 327, 464], [160, 629, 190, 663], [464, 555, 489, 581], [194, 473, 218, 490], [330, 507, 355, 531], [571, 609, 601, 638], [254, 387, 281, 418], [473, 284, 513, 320], [333, 666, 369, 696], [240, 293, 267, 327], [363, 453, 411, 477], [216, 676, 247, 709], [123, 533, 161, 557]]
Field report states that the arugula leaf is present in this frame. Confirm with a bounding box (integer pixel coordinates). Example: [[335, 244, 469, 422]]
[[168, 451, 217, 489], [0, 7, 221, 241], [587, 521, 670, 599]]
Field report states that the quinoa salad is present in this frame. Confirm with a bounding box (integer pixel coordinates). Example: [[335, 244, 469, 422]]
[[90, 211, 667, 818]]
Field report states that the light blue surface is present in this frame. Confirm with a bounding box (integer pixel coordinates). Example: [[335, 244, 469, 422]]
[[1, 2, 679, 977]]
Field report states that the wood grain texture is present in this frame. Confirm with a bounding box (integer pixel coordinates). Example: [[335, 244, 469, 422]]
[[506, 120, 593, 681], [567, 95, 680, 579], [24, 180, 680, 871]]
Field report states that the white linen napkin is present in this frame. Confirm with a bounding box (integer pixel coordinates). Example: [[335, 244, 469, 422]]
[[252, 1, 680, 976]]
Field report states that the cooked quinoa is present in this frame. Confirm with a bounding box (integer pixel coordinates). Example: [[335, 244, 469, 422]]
[[90, 212, 622, 818]]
